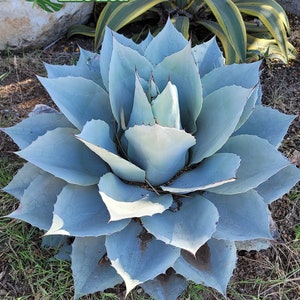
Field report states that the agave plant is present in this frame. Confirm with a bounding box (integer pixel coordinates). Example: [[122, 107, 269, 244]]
[[67, 0, 296, 63], [3, 19, 300, 299]]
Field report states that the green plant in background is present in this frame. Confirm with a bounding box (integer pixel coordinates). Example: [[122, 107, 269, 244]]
[[293, 223, 300, 242], [0, 72, 9, 81], [26, 0, 63, 12], [2, 20, 300, 299], [67, 0, 296, 63]]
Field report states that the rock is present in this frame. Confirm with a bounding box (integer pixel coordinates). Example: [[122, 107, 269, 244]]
[[277, 0, 300, 16], [0, 0, 94, 51]]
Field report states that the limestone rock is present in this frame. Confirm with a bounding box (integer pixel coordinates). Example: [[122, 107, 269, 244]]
[[0, 0, 94, 50]]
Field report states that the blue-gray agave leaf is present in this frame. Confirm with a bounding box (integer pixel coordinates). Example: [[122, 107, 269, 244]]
[[208, 135, 290, 194], [100, 26, 147, 90], [72, 236, 122, 300], [106, 221, 180, 295], [38, 76, 112, 130], [201, 61, 262, 96], [76, 119, 145, 183], [192, 37, 225, 76], [99, 172, 173, 221], [234, 105, 295, 147], [151, 81, 181, 129], [190, 85, 251, 164], [2, 19, 300, 300], [142, 269, 187, 300], [161, 153, 240, 194], [255, 164, 300, 204], [44, 48, 102, 86], [127, 73, 155, 128], [144, 18, 188, 65], [235, 84, 262, 130], [3, 163, 44, 200], [174, 239, 237, 296], [9, 173, 66, 230], [142, 194, 219, 254], [125, 124, 195, 185], [17, 128, 109, 186], [46, 184, 129, 236], [2, 112, 73, 149], [203, 190, 272, 240], [109, 37, 153, 129], [153, 43, 202, 134]]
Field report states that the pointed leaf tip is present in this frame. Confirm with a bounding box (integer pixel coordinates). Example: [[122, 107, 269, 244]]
[[190, 85, 251, 164], [151, 81, 181, 129], [99, 172, 173, 221], [72, 236, 122, 299], [142, 194, 219, 254], [174, 239, 237, 295], [17, 127, 109, 186], [128, 73, 155, 128], [2, 112, 73, 150], [46, 184, 129, 237], [162, 153, 240, 194], [204, 190, 272, 241], [208, 135, 290, 194], [106, 221, 180, 294], [38, 76, 112, 131], [142, 269, 188, 300], [77, 120, 146, 183], [153, 43, 203, 134], [145, 17, 188, 65], [192, 36, 225, 76]]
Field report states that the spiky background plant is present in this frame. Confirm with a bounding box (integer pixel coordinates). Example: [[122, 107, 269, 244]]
[[67, 0, 296, 63], [2, 19, 300, 299]]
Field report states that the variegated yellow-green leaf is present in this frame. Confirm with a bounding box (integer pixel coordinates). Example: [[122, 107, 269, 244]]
[[203, 0, 247, 62], [198, 20, 240, 64], [171, 15, 190, 40], [67, 24, 96, 39], [235, 0, 290, 62], [94, 0, 168, 50]]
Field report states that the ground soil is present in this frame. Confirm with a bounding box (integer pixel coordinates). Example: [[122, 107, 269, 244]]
[[0, 12, 299, 300]]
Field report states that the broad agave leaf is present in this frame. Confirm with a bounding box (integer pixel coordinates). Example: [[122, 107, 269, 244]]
[[71, 236, 123, 299], [142, 269, 188, 300], [174, 239, 237, 295], [2, 19, 300, 300], [44, 48, 102, 85]]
